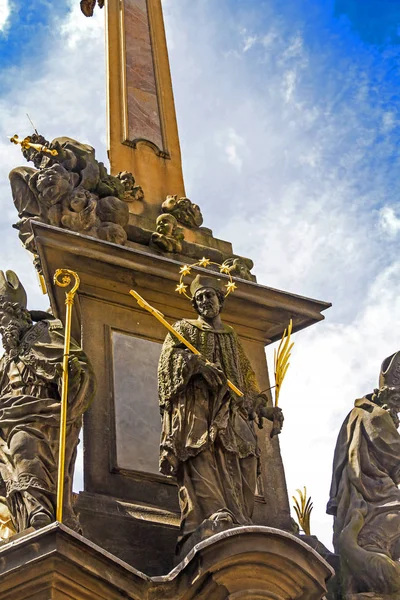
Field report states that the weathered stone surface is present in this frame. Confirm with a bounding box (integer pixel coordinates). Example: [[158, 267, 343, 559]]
[[9, 135, 142, 263], [124, 0, 164, 151], [327, 352, 400, 598], [0, 523, 333, 599], [113, 332, 162, 474], [33, 222, 330, 572], [162, 195, 203, 229], [150, 526, 334, 600], [75, 491, 179, 576], [0, 522, 148, 599], [0, 270, 95, 534]]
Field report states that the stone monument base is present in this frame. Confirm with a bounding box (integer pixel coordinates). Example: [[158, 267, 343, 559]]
[[0, 522, 334, 599]]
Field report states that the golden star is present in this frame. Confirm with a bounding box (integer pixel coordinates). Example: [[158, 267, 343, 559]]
[[220, 266, 231, 275], [179, 265, 192, 276], [175, 283, 188, 295], [225, 281, 237, 294], [199, 257, 211, 267]]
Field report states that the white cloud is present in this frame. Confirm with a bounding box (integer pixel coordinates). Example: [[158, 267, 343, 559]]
[[379, 205, 400, 236], [218, 127, 246, 171], [243, 34, 258, 52], [0, 0, 11, 33]]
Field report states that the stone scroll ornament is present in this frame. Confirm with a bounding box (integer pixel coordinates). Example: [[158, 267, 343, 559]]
[[8, 134, 144, 267], [0, 270, 95, 535], [130, 258, 284, 555], [327, 352, 400, 599]]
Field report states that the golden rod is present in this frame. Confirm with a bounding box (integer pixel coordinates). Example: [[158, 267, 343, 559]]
[[54, 269, 80, 523], [9, 134, 58, 156], [129, 289, 244, 397]]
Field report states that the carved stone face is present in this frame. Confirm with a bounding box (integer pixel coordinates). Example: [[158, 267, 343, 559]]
[[156, 215, 175, 237], [36, 165, 73, 206], [194, 288, 221, 319], [69, 188, 91, 212], [191, 203, 203, 227], [387, 389, 400, 413], [0, 309, 22, 353]]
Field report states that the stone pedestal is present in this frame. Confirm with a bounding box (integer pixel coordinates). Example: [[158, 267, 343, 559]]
[[0, 524, 333, 599], [33, 221, 330, 575]]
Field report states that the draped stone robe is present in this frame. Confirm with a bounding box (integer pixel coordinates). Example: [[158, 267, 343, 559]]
[[158, 319, 261, 544], [327, 396, 400, 594], [0, 318, 94, 532]]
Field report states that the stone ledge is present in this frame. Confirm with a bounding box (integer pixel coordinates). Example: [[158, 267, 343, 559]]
[[0, 523, 334, 600]]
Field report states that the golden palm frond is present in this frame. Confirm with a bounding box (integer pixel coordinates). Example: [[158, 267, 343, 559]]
[[292, 486, 313, 535], [274, 319, 294, 407]]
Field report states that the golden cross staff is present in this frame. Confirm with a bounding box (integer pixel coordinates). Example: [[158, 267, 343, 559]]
[[54, 269, 80, 523], [129, 290, 243, 397], [9, 134, 58, 156]]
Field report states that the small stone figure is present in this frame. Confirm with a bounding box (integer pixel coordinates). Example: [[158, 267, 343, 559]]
[[118, 171, 145, 203], [162, 195, 203, 229], [0, 270, 95, 533], [158, 274, 283, 553], [221, 257, 255, 282], [80, 0, 104, 17], [150, 214, 184, 254], [9, 134, 139, 257], [327, 352, 400, 598]]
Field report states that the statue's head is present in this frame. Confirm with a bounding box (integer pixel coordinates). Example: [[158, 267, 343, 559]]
[[156, 213, 177, 237], [21, 133, 48, 168], [0, 271, 27, 309], [190, 275, 225, 318], [379, 352, 400, 389], [0, 271, 32, 353], [371, 351, 400, 424], [36, 164, 73, 206]]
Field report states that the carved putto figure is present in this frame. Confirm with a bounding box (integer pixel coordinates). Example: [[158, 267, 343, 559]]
[[150, 214, 184, 254], [80, 0, 104, 17], [9, 134, 144, 256], [327, 352, 400, 598], [118, 171, 145, 203], [162, 195, 203, 229], [0, 270, 95, 533], [158, 273, 283, 553], [221, 257, 255, 282]]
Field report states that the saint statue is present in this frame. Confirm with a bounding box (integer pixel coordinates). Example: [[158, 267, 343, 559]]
[[158, 274, 283, 552], [0, 270, 95, 533], [327, 352, 400, 597]]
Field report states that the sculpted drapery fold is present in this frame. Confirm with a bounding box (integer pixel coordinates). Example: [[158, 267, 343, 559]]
[[158, 319, 260, 477]]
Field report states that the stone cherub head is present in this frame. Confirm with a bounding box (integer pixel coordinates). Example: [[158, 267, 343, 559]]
[[162, 195, 203, 229], [150, 213, 184, 254]]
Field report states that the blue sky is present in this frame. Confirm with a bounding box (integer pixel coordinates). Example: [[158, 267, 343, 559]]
[[1, 0, 400, 553]]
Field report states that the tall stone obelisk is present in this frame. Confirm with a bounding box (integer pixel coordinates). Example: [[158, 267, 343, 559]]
[[105, 0, 185, 205]]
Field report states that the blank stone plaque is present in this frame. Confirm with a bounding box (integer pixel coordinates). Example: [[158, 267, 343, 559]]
[[112, 331, 162, 474]]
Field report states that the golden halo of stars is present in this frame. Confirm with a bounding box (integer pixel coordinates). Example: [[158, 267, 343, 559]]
[[176, 258, 238, 300]]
